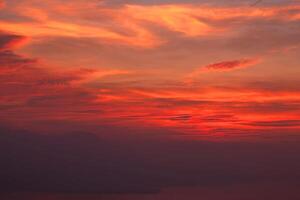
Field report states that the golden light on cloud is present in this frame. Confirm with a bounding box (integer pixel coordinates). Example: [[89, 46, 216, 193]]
[[0, 0, 300, 139], [2, 2, 300, 49], [125, 5, 217, 37], [0, 20, 162, 48]]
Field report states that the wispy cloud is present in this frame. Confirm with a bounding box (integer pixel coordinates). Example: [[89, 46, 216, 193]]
[[185, 58, 260, 83], [1, 2, 300, 48], [0, 32, 27, 50], [203, 59, 259, 71]]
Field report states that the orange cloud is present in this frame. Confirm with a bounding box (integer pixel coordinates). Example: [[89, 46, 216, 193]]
[[0, 20, 162, 48], [126, 5, 218, 37], [125, 4, 300, 37], [40, 68, 131, 86], [0, 0, 4, 8], [2, 2, 300, 49]]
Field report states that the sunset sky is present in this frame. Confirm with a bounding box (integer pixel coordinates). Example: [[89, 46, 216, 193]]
[[1, 0, 300, 199]]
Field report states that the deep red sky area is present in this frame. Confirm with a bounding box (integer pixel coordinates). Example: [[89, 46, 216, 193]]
[[1, 0, 300, 199], [1, 0, 300, 139]]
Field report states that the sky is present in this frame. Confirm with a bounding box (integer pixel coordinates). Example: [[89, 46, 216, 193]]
[[1, 0, 300, 199]]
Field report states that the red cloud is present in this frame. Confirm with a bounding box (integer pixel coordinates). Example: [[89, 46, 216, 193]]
[[0, 32, 33, 74], [0, 0, 4, 8], [185, 58, 260, 83], [204, 59, 259, 71], [0, 50, 36, 73], [0, 32, 28, 50]]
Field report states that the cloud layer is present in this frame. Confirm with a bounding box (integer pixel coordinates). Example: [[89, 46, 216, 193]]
[[0, 0, 300, 198], [1, 126, 300, 197]]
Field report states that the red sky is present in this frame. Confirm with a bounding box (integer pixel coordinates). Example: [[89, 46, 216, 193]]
[[1, 0, 300, 199], [1, 0, 300, 139]]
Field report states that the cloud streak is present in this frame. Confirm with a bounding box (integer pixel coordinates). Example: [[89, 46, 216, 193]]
[[204, 59, 259, 71], [185, 58, 260, 83]]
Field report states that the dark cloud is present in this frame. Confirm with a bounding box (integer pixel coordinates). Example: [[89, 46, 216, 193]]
[[0, 31, 100, 122], [166, 114, 192, 121], [226, 21, 300, 54], [0, 32, 34, 74], [0, 32, 26, 50], [240, 80, 300, 93], [0, 50, 36, 72], [251, 0, 263, 6], [244, 120, 300, 127], [1, 126, 300, 196]]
